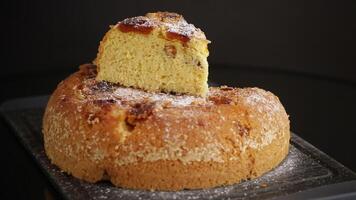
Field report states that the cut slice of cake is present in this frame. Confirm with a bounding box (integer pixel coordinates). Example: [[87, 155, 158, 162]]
[[94, 12, 210, 97]]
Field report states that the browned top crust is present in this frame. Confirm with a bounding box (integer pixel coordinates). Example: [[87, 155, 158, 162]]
[[117, 11, 207, 43], [43, 64, 290, 190], [57, 64, 288, 137]]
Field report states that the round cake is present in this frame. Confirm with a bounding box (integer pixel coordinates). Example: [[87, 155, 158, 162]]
[[42, 64, 290, 191]]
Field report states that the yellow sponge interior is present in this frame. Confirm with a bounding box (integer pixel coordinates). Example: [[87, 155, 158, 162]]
[[95, 27, 209, 96]]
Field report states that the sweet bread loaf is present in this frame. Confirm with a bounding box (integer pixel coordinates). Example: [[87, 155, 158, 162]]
[[43, 64, 290, 191], [94, 12, 210, 97]]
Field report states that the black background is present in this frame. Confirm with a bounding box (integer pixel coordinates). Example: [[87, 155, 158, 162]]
[[3, 0, 356, 81], [1, 0, 356, 199]]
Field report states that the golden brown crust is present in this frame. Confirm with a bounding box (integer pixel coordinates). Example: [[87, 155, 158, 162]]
[[116, 12, 207, 43], [43, 64, 290, 190]]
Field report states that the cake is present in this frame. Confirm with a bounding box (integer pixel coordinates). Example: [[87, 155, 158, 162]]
[[43, 12, 290, 191], [94, 12, 210, 97], [42, 64, 290, 191]]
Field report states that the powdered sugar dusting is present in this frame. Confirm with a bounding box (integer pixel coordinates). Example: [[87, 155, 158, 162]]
[[76, 145, 324, 200], [244, 88, 282, 113], [113, 87, 205, 107], [16, 107, 341, 200]]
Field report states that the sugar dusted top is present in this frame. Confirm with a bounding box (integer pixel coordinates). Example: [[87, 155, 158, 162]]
[[47, 64, 289, 168], [117, 11, 208, 44]]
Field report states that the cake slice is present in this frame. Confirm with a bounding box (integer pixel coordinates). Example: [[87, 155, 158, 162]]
[[94, 12, 210, 97]]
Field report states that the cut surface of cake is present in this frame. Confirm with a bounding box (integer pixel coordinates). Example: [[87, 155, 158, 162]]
[[94, 12, 210, 97]]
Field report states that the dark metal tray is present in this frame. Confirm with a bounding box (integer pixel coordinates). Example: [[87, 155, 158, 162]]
[[1, 96, 356, 200]]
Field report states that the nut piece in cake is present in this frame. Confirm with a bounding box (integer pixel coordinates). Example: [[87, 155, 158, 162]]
[[94, 12, 210, 97]]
